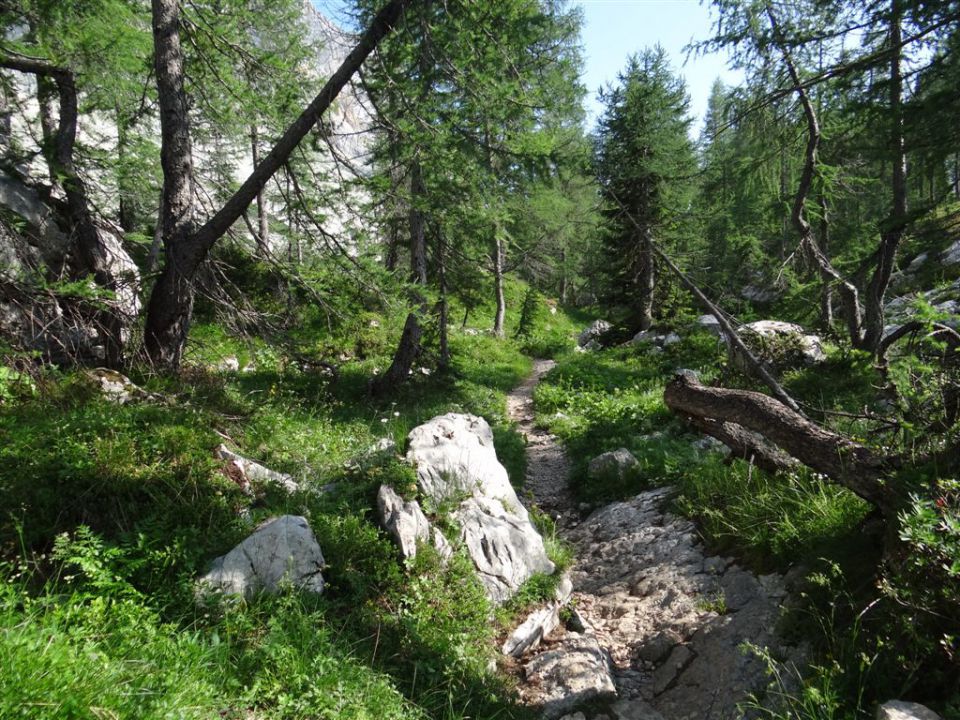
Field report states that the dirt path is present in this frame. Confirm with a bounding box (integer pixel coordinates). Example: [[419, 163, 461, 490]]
[[506, 361, 800, 720], [507, 359, 577, 528]]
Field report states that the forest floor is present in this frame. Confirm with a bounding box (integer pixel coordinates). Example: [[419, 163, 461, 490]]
[[507, 360, 801, 720]]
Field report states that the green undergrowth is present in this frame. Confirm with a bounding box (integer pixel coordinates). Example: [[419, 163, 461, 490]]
[[0, 315, 580, 720]]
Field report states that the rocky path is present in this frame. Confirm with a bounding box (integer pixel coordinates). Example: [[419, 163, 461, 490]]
[[506, 362, 800, 720]]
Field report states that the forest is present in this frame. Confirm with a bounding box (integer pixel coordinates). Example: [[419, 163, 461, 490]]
[[0, 0, 958, 718]]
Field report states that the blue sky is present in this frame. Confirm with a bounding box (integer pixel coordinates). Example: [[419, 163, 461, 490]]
[[311, 0, 743, 135], [578, 0, 743, 133]]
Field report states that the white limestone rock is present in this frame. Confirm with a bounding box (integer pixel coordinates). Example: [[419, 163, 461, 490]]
[[407, 413, 524, 515], [377, 484, 430, 560], [86, 368, 150, 405], [730, 320, 826, 372], [502, 575, 573, 658], [452, 495, 555, 604], [876, 701, 942, 720], [523, 632, 617, 718], [198, 515, 325, 599], [407, 413, 554, 603]]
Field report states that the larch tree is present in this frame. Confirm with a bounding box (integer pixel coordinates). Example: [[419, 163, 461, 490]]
[[144, 0, 412, 369]]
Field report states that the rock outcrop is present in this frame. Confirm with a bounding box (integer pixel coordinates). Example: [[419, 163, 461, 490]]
[[198, 515, 325, 599], [406, 413, 554, 603], [518, 488, 798, 719], [0, 173, 140, 363]]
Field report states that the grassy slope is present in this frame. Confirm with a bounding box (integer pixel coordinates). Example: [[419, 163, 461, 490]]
[[0, 288, 585, 720]]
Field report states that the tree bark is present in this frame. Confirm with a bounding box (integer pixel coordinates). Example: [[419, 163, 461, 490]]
[[370, 311, 422, 396], [664, 371, 894, 511], [862, 0, 907, 352], [144, 0, 413, 367], [144, 0, 197, 368], [493, 230, 506, 338], [637, 226, 655, 331], [250, 124, 269, 257], [686, 414, 800, 475], [409, 160, 428, 284]]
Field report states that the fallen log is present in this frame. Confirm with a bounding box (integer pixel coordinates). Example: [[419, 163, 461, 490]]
[[664, 371, 895, 512]]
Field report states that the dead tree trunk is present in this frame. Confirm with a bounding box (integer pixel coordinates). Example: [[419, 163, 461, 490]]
[[766, 3, 865, 347], [664, 371, 894, 513]]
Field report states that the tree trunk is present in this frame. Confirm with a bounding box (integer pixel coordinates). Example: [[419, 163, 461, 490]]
[[862, 0, 907, 352], [767, 4, 864, 347], [637, 227, 655, 331], [438, 232, 450, 369], [144, 0, 413, 367], [409, 161, 427, 284], [144, 0, 197, 368], [250, 124, 269, 257], [664, 372, 894, 512], [370, 311, 422, 396], [493, 230, 506, 338]]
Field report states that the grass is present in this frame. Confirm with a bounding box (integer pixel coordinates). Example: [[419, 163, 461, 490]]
[[0, 311, 562, 720]]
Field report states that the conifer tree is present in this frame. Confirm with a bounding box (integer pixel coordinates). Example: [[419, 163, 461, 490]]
[[594, 47, 697, 330]]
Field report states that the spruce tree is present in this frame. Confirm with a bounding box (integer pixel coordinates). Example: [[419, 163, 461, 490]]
[[594, 47, 697, 330]]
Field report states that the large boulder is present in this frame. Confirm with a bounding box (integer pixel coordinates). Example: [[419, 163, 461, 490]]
[[407, 413, 525, 514], [578, 320, 612, 348], [728, 320, 826, 373], [407, 413, 554, 603], [198, 515, 325, 599]]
